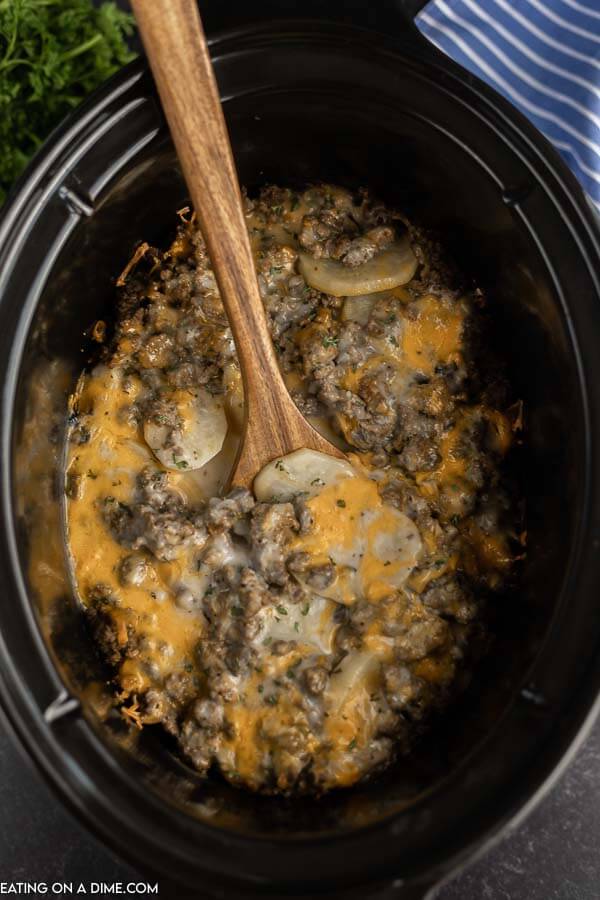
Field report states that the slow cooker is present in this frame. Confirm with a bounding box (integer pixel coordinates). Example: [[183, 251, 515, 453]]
[[1, 2, 600, 896]]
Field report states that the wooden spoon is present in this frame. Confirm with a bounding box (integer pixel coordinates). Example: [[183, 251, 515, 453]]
[[131, 0, 345, 490]]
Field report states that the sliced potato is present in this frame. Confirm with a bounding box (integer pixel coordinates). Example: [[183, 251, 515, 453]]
[[144, 388, 227, 471], [254, 448, 356, 502], [332, 506, 421, 603], [175, 429, 240, 503], [261, 594, 337, 654], [326, 650, 380, 709], [96, 435, 151, 465], [298, 238, 417, 297], [341, 293, 378, 325], [363, 506, 422, 588]]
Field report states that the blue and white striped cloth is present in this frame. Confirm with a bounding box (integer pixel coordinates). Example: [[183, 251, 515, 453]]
[[416, 0, 600, 212]]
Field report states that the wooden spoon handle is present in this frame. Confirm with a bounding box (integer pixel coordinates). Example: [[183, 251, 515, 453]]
[[131, 0, 344, 487], [131, 2, 297, 440]]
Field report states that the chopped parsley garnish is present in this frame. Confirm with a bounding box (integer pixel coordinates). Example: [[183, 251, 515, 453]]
[[276, 605, 288, 616], [348, 738, 357, 750], [265, 694, 278, 706], [301, 602, 310, 616], [336, 499, 346, 508], [322, 336, 338, 348]]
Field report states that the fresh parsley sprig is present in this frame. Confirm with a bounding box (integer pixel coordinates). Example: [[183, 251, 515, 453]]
[[0, 0, 136, 205]]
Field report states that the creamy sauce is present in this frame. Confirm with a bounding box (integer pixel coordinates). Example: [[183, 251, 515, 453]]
[[68, 368, 204, 672]]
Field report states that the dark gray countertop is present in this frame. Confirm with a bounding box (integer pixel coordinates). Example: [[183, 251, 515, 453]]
[[1, 713, 599, 899]]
